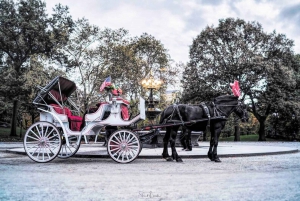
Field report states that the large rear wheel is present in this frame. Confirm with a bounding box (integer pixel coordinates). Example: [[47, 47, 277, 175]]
[[24, 122, 62, 163], [107, 130, 141, 163]]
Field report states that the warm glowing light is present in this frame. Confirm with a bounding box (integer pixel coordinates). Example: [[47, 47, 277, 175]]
[[141, 76, 163, 89]]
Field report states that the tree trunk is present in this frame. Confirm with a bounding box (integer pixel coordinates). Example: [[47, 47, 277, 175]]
[[9, 100, 18, 136], [234, 116, 240, 141], [203, 131, 207, 141], [258, 119, 266, 141], [234, 124, 240, 141]]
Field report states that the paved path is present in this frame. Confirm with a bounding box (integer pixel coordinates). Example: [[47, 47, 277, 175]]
[[1, 141, 298, 159], [0, 142, 300, 201]]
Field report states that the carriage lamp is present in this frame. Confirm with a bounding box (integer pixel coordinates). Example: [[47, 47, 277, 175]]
[[141, 72, 163, 120]]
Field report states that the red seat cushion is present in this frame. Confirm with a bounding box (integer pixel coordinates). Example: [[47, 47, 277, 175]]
[[50, 104, 82, 131], [68, 115, 82, 122], [50, 104, 64, 114], [68, 115, 83, 131], [63, 107, 72, 117], [50, 104, 72, 116]]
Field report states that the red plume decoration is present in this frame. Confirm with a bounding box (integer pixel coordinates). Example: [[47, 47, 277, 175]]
[[230, 80, 241, 97]]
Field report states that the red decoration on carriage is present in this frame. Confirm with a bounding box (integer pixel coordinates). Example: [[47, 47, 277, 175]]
[[100, 76, 128, 119]]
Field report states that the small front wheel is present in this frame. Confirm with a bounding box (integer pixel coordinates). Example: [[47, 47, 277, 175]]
[[107, 130, 141, 163], [58, 135, 81, 159], [24, 122, 62, 163]]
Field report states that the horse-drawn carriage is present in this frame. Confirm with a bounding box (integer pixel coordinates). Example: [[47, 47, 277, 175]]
[[24, 77, 248, 164], [24, 76, 146, 163]]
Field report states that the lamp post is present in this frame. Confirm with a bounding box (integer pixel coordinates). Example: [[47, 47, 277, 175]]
[[141, 71, 163, 147], [141, 71, 163, 120]]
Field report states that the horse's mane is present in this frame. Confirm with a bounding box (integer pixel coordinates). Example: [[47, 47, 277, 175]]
[[214, 95, 238, 104]]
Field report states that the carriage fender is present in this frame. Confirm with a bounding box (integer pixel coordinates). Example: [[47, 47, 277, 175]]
[[38, 108, 70, 146]]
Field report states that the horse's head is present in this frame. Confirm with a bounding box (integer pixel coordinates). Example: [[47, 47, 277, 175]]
[[214, 95, 249, 122], [234, 101, 249, 122]]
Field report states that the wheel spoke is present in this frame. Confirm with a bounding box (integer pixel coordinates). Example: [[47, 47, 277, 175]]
[[35, 126, 42, 138], [48, 134, 59, 140], [26, 135, 40, 141], [109, 144, 119, 147], [127, 136, 135, 144], [110, 139, 120, 145], [110, 147, 120, 152], [128, 145, 139, 148], [45, 129, 55, 138], [29, 130, 40, 140], [127, 141, 138, 146]]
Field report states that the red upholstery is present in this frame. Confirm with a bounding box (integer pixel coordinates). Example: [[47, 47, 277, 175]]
[[116, 98, 130, 105], [68, 116, 82, 131], [50, 104, 64, 114], [63, 107, 72, 117], [121, 104, 129, 120], [50, 104, 82, 131]]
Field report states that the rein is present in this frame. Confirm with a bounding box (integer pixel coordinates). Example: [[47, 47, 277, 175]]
[[216, 102, 246, 121]]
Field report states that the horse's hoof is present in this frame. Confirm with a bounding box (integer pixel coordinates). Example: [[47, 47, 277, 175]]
[[214, 158, 221, 163], [165, 157, 173, 161], [208, 156, 214, 161], [176, 158, 183, 162]]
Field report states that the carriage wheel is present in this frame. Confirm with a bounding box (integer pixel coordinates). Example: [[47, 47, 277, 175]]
[[107, 130, 141, 164], [57, 135, 81, 159], [24, 122, 62, 163]]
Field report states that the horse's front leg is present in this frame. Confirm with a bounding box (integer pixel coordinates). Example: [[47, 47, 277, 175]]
[[162, 128, 172, 161], [212, 128, 222, 163], [207, 136, 214, 161], [170, 127, 183, 162]]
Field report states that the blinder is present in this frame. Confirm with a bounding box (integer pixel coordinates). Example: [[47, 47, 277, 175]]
[[235, 101, 248, 122]]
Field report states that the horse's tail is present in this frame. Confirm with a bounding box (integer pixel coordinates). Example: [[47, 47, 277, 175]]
[[159, 105, 174, 124], [159, 108, 167, 124]]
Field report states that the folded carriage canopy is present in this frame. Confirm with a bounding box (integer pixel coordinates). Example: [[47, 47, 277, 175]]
[[33, 76, 82, 131], [33, 76, 77, 105]]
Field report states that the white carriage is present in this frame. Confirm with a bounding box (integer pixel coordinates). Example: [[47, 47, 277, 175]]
[[24, 76, 146, 163]]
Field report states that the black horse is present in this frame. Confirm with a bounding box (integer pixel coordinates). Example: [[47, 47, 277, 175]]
[[159, 95, 249, 162], [179, 127, 193, 151]]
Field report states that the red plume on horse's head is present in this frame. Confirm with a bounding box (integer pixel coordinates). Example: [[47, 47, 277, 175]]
[[230, 80, 241, 97]]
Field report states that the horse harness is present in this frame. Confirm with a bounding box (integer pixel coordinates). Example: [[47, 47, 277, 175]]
[[164, 100, 245, 128], [163, 102, 221, 129]]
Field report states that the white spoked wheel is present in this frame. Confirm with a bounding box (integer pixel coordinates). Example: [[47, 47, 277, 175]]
[[24, 121, 62, 163], [107, 130, 141, 164], [58, 135, 81, 159]]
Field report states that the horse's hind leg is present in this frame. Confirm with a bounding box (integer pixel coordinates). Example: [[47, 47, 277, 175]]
[[162, 127, 172, 161], [179, 127, 187, 150], [186, 129, 192, 151], [170, 126, 183, 162]]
